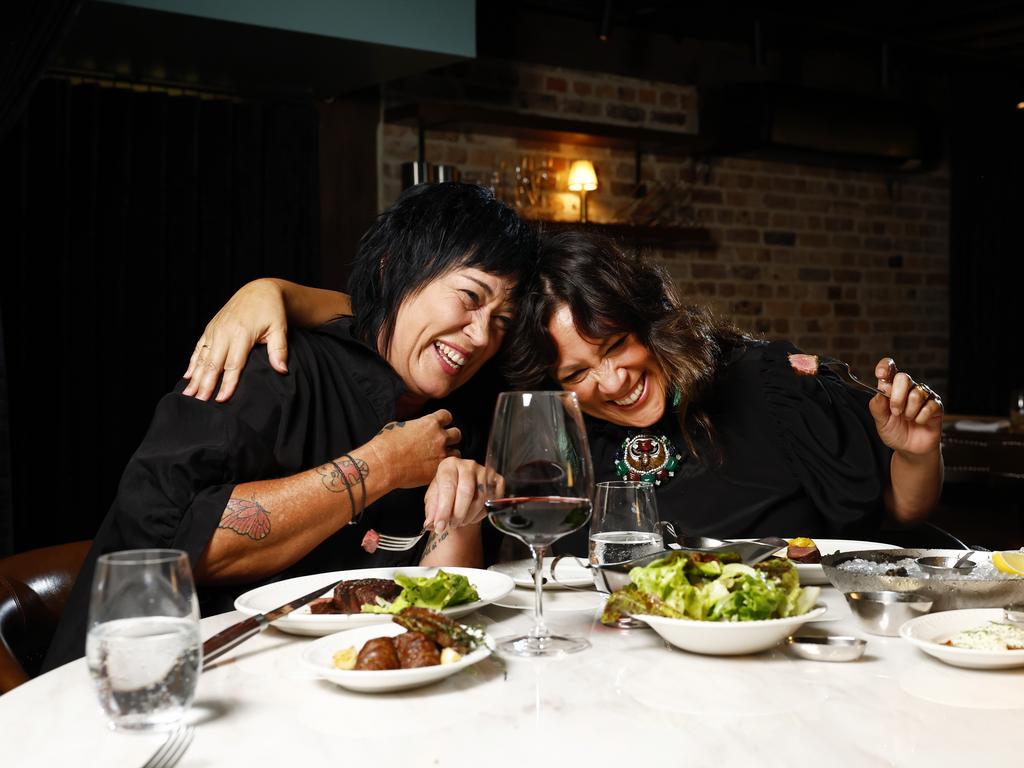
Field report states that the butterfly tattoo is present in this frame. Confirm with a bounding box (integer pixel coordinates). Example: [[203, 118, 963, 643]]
[[220, 497, 271, 540]]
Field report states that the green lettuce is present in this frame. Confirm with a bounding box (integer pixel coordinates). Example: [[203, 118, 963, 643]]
[[361, 570, 480, 614], [604, 551, 820, 623]]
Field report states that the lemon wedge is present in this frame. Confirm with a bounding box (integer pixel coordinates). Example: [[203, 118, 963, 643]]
[[992, 551, 1024, 576]]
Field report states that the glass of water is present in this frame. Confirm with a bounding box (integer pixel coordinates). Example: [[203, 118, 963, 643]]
[[86, 549, 201, 731], [589, 481, 663, 627]]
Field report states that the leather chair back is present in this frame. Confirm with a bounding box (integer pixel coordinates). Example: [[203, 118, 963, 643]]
[[0, 540, 91, 693]]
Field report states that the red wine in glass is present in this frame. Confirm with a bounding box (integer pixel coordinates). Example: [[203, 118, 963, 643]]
[[485, 496, 592, 547], [484, 391, 594, 657]]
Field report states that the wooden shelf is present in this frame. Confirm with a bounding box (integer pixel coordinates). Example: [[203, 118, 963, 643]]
[[528, 221, 715, 250], [384, 102, 710, 157]]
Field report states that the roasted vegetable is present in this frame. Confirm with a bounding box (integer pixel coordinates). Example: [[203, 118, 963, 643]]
[[392, 607, 485, 654]]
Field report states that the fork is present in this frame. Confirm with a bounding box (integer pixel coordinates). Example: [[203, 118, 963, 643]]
[[818, 357, 889, 398], [141, 724, 194, 768], [376, 529, 429, 552]]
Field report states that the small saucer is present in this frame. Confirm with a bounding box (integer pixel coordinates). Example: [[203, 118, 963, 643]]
[[787, 634, 867, 662]]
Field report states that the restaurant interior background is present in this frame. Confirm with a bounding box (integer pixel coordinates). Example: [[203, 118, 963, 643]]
[[1, 0, 1023, 558]]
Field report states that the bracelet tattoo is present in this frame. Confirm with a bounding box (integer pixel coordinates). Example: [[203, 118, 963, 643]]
[[316, 456, 370, 519], [220, 497, 271, 540]]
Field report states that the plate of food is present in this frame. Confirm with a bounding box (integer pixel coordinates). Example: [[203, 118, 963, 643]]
[[899, 608, 1024, 669], [302, 608, 493, 692], [234, 566, 514, 636], [488, 556, 593, 589], [602, 550, 825, 655], [779, 537, 900, 585]]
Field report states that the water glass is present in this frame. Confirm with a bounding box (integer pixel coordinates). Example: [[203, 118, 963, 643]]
[[589, 481, 663, 573], [86, 549, 201, 731], [590, 481, 662, 628]]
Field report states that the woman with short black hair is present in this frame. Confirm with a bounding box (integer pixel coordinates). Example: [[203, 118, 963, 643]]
[[44, 183, 536, 670]]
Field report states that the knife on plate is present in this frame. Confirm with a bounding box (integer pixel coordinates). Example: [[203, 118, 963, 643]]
[[202, 577, 346, 668]]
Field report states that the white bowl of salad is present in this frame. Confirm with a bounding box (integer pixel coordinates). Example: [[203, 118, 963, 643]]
[[602, 552, 826, 655]]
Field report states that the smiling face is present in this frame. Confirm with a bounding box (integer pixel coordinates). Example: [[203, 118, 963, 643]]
[[386, 267, 515, 403], [549, 304, 668, 428]]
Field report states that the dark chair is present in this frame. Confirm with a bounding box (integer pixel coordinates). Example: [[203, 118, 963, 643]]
[[0, 540, 91, 693]]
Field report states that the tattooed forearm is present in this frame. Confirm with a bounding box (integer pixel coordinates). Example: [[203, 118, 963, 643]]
[[220, 497, 271, 540], [423, 529, 450, 557]]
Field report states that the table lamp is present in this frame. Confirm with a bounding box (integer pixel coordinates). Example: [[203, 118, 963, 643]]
[[568, 160, 598, 223]]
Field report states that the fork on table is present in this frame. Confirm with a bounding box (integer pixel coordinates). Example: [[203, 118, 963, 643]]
[[818, 357, 889, 399], [141, 724, 194, 768], [375, 529, 429, 552]]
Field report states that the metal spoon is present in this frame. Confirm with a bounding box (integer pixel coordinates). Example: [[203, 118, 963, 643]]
[[914, 525, 977, 572], [1004, 603, 1024, 624]]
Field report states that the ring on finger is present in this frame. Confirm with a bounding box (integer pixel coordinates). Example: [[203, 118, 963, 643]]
[[914, 383, 936, 401]]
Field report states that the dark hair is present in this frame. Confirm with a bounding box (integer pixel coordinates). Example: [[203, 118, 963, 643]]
[[347, 183, 536, 354], [504, 229, 748, 451]]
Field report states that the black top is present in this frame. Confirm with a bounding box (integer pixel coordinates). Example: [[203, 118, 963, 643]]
[[557, 340, 893, 555], [44, 318, 491, 670]]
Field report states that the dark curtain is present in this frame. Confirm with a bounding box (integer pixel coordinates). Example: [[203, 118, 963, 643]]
[[949, 92, 1024, 414], [0, 78, 320, 554], [0, 1, 83, 556]]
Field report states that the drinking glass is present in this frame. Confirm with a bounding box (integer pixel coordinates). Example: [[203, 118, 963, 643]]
[[86, 549, 201, 731], [484, 391, 594, 657], [589, 481, 663, 628], [589, 481, 663, 569]]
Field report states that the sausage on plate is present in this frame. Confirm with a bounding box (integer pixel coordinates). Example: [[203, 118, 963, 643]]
[[355, 636, 400, 670], [395, 631, 441, 668]]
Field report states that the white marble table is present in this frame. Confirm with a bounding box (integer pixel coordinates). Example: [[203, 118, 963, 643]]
[[3, 588, 1022, 767]]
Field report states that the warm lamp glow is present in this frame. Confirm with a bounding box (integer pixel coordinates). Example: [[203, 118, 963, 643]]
[[567, 160, 598, 191]]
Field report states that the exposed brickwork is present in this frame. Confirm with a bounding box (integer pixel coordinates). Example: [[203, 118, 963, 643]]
[[379, 61, 950, 393]]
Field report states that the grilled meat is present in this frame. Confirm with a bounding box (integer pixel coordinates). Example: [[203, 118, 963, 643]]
[[355, 636, 400, 670], [395, 631, 441, 668]]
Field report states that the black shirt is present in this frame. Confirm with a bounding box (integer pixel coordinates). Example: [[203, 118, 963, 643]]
[[557, 340, 893, 555], [44, 318, 490, 669]]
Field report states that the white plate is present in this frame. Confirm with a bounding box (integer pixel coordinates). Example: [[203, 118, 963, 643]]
[[488, 557, 593, 589], [899, 608, 1024, 670], [234, 567, 515, 636], [780, 539, 900, 585], [301, 621, 492, 693], [635, 606, 828, 656], [492, 587, 606, 612]]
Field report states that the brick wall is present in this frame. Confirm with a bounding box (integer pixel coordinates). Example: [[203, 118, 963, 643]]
[[379, 61, 950, 393]]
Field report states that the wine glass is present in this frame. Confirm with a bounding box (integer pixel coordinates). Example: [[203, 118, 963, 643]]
[[484, 391, 594, 657], [85, 549, 201, 731], [589, 481, 663, 628]]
